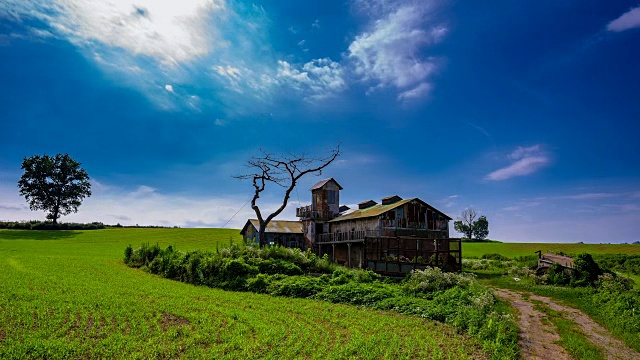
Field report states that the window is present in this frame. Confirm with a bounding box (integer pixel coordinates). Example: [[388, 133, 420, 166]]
[[327, 190, 336, 204]]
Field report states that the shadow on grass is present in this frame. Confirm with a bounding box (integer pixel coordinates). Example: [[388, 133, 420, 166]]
[[0, 230, 80, 240]]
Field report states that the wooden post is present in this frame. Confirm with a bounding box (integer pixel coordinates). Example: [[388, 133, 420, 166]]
[[332, 243, 335, 261], [435, 238, 439, 267], [347, 243, 352, 267]]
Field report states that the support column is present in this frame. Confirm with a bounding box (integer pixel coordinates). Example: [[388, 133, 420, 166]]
[[332, 243, 336, 262], [347, 243, 352, 267]]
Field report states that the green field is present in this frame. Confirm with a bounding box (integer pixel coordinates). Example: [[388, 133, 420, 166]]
[[463, 242, 640, 259], [0, 228, 486, 359]]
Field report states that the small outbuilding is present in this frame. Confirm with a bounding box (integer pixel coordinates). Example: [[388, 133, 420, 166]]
[[536, 252, 575, 275], [240, 219, 305, 249]]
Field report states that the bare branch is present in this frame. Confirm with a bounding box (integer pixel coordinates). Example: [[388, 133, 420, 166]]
[[234, 144, 341, 246]]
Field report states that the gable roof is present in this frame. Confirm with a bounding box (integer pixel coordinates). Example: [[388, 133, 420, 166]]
[[310, 178, 343, 190], [329, 198, 452, 223], [240, 219, 303, 235]]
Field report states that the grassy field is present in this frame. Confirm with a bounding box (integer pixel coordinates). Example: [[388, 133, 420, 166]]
[[0, 228, 487, 359], [464, 242, 640, 258]]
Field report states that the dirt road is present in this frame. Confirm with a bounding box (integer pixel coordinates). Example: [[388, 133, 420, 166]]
[[494, 288, 639, 360]]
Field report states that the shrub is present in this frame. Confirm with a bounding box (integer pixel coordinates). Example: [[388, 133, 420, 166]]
[[257, 259, 303, 276], [482, 253, 510, 261], [314, 282, 401, 306], [404, 267, 475, 294], [546, 263, 571, 285], [267, 276, 327, 298]]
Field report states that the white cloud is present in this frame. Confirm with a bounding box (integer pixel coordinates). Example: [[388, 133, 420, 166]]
[[348, 2, 446, 101], [312, 19, 320, 29], [214, 119, 226, 126], [164, 84, 174, 92], [1, 0, 224, 65], [607, 6, 640, 32], [277, 58, 346, 100], [486, 145, 550, 181], [0, 181, 295, 229]]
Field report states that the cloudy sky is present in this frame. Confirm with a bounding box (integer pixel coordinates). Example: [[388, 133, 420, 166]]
[[1, 0, 639, 243]]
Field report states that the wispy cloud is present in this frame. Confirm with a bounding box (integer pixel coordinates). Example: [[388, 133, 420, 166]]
[[560, 193, 619, 200], [348, 1, 446, 101], [486, 145, 550, 181], [607, 6, 640, 32]]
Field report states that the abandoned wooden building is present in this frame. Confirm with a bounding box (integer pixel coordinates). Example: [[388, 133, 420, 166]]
[[536, 252, 575, 276], [242, 177, 462, 274], [240, 219, 305, 249]]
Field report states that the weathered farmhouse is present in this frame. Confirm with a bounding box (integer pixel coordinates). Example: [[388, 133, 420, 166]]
[[242, 177, 462, 274], [240, 219, 305, 248]]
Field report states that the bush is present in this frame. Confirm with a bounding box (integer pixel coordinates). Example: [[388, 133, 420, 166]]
[[268, 276, 327, 298], [257, 259, 303, 276], [482, 253, 510, 261], [404, 267, 475, 294], [314, 282, 401, 306]]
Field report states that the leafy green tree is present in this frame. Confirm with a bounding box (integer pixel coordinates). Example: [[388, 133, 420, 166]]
[[473, 216, 489, 241], [18, 153, 92, 224], [453, 208, 476, 240]]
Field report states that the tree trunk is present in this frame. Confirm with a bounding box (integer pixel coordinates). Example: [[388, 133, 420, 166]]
[[258, 224, 267, 247]]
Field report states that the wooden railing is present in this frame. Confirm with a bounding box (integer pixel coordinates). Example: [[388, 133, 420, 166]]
[[296, 205, 334, 220], [316, 230, 379, 243]]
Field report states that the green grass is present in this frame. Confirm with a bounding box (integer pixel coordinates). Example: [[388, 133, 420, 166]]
[[532, 301, 605, 360], [0, 228, 488, 359], [463, 242, 640, 259]]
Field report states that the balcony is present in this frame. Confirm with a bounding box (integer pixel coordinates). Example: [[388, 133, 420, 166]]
[[296, 205, 334, 220], [316, 230, 379, 244]]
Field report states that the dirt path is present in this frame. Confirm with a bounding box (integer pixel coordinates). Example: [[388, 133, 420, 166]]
[[494, 288, 640, 360]]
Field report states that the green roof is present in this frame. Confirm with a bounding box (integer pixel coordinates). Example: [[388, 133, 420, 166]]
[[240, 219, 303, 235], [329, 198, 452, 223]]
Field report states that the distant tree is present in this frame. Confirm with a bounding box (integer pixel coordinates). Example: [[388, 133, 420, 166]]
[[473, 215, 489, 241], [234, 145, 340, 246], [454, 208, 490, 241], [453, 208, 477, 240], [18, 154, 92, 224]]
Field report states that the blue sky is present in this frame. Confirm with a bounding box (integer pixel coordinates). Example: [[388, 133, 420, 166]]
[[1, 0, 639, 243]]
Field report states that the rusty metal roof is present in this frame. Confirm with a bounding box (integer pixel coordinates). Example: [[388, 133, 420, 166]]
[[240, 219, 303, 235], [310, 178, 343, 190], [540, 254, 575, 268], [329, 198, 452, 223]]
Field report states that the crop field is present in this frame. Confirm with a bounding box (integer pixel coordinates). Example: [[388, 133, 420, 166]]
[[0, 228, 486, 359], [463, 242, 640, 259]]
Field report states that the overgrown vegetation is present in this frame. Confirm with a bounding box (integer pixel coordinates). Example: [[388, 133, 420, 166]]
[[125, 243, 519, 359]]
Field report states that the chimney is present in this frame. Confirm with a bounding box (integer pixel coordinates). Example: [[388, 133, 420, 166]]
[[358, 200, 377, 209], [381, 195, 402, 205]]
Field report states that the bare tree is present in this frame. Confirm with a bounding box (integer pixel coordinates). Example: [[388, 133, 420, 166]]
[[235, 145, 340, 246], [453, 208, 478, 240]]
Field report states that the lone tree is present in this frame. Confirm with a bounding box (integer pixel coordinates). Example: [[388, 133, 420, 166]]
[[18, 153, 92, 224], [453, 208, 489, 241], [235, 145, 340, 246]]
